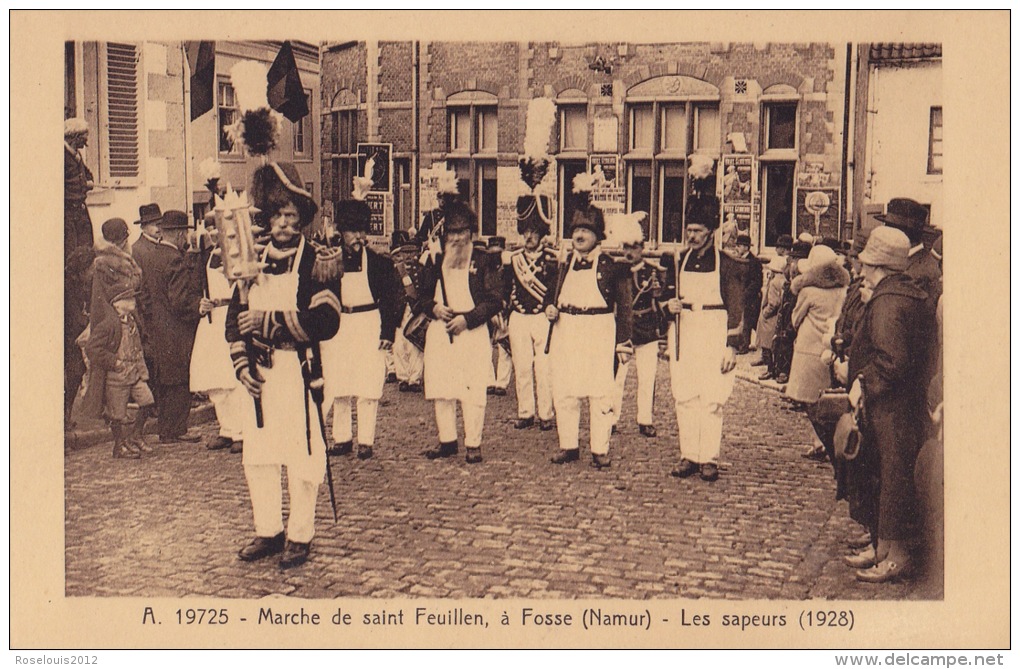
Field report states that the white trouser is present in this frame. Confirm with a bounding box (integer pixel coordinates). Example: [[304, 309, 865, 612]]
[[384, 348, 396, 375], [612, 341, 658, 427], [508, 311, 554, 420], [393, 307, 424, 384], [244, 463, 320, 544], [208, 387, 244, 440], [434, 398, 485, 448], [331, 397, 379, 446], [675, 398, 724, 465], [554, 395, 614, 455], [493, 344, 513, 389]]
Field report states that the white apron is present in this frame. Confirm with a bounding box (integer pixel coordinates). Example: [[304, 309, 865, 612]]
[[668, 247, 736, 406], [190, 259, 241, 392], [241, 237, 326, 483], [550, 252, 616, 399], [423, 266, 493, 406], [320, 248, 386, 402]]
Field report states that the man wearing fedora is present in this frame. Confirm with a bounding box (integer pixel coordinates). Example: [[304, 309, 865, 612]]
[[733, 233, 763, 355], [844, 225, 936, 583], [506, 195, 559, 431], [131, 204, 205, 443], [660, 194, 746, 482], [875, 197, 942, 315], [319, 198, 403, 461]]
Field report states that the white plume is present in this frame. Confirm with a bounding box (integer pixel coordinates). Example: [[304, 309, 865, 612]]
[[523, 97, 557, 160], [606, 211, 647, 247], [436, 165, 460, 195], [572, 171, 595, 194], [229, 61, 270, 113], [689, 154, 716, 181], [198, 157, 221, 182]]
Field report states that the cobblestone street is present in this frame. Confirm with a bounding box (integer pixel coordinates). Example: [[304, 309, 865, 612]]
[[64, 355, 938, 601]]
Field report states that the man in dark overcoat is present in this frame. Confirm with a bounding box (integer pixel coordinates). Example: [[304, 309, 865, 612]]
[[64, 118, 94, 258], [846, 225, 935, 584], [132, 206, 204, 442]]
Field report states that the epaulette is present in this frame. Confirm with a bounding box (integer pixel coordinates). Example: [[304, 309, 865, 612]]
[[309, 238, 343, 282]]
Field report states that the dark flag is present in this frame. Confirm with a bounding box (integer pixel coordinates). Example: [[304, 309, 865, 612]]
[[267, 41, 309, 123], [185, 41, 215, 121]]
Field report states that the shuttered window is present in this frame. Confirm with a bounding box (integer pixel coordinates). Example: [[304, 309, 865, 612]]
[[105, 43, 139, 180]]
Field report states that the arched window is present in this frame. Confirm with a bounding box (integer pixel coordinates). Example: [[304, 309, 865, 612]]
[[624, 75, 721, 244]]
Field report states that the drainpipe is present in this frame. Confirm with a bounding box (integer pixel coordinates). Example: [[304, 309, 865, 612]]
[[840, 42, 851, 241], [413, 40, 420, 231]]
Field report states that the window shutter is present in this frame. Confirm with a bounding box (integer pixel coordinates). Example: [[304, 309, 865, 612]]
[[106, 43, 139, 180]]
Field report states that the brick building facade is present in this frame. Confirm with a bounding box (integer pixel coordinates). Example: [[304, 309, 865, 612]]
[[321, 41, 849, 253]]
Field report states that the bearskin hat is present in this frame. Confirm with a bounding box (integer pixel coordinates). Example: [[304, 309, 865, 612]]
[[250, 161, 318, 229]]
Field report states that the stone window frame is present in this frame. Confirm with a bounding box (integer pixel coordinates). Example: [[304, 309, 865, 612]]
[[927, 106, 943, 175], [445, 90, 500, 236]]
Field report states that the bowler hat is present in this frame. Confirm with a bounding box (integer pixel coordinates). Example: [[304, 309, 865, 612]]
[[858, 226, 910, 271], [101, 218, 129, 244], [134, 203, 163, 226], [775, 234, 793, 250], [160, 210, 191, 230], [336, 199, 372, 233], [735, 233, 752, 246], [876, 198, 928, 236]]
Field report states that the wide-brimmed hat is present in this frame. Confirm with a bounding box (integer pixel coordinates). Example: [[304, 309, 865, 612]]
[[160, 210, 191, 230], [858, 226, 910, 271], [875, 198, 928, 235], [336, 199, 372, 233], [101, 218, 129, 244], [134, 203, 164, 226]]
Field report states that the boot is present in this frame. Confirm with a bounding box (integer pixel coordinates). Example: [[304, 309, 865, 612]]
[[465, 446, 482, 464], [550, 449, 580, 465], [131, 406, 153, 452]]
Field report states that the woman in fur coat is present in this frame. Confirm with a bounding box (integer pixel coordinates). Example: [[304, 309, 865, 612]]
[[785, 245, 850, 404]]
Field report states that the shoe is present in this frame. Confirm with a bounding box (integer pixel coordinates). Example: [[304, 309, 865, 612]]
[[611, 425, 618, 435], [161, 431, 201, 444], [279, 540, 311, 569], [493, 387, 507, 396], [132, 436, 153, 453], [802, 448, 828, 462], [424, 441, 458, 460], [550, 449, 580, 465], [847, 532, 873, 550], [514, 417, 535, 430], [758, 370, 775, 381], [670, 459, 698, 478], [776, 373, 789, 384], [112, 440, 141, 459], [856, 558, 912, 583], [591, 453, 612, 469], [538, 418, 555, 431], [385, 372, 398, 384], [357, 445, 374, 460], [229, 440, 243, 454], [750, 358, 767, 367], [327, 440, 353, 457], [486, 386, 496, 395], [843, 548, 877, 569], [206, 435, 233, 451], [638, 424, 657, 438], [465, 447, 483, 464], [736, 347, 750, 355], [238, 532, 285, 562], [398, 381, 410, 392], [699, 463, 720, 481], [408, 383, 423, 393]]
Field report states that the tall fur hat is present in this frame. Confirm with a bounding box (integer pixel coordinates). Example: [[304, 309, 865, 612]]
[[442, 200, 477, 236], [685, 193, 721, 230], [516, 194, 552, 236], [250, 161, 318, 228], [336, 199, 372, 233]]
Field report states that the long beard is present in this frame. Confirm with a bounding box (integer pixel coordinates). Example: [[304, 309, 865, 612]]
[[444, 243, 472, 269]]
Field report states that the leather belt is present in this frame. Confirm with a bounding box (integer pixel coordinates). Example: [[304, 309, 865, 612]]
[[633, 307, 655, 316], [559, 305, 613, 315], [341, 302, 379, 314], [681, 303, 726, 311]]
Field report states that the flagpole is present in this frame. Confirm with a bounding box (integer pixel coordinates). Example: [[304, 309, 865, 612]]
[[181, 44, 195, 223]]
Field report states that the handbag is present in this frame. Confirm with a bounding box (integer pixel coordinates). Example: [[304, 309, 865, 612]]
[[402, 311, 431, 352]]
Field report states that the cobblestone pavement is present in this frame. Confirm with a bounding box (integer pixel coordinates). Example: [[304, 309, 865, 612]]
[[64, 354, 940, 600]]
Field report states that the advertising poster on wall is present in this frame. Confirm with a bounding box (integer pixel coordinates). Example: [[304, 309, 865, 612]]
[[721, 154, 753, 204], [365, 191, 390, 236], [356, 142, 393, 193], [588, 154, 625, 216]]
